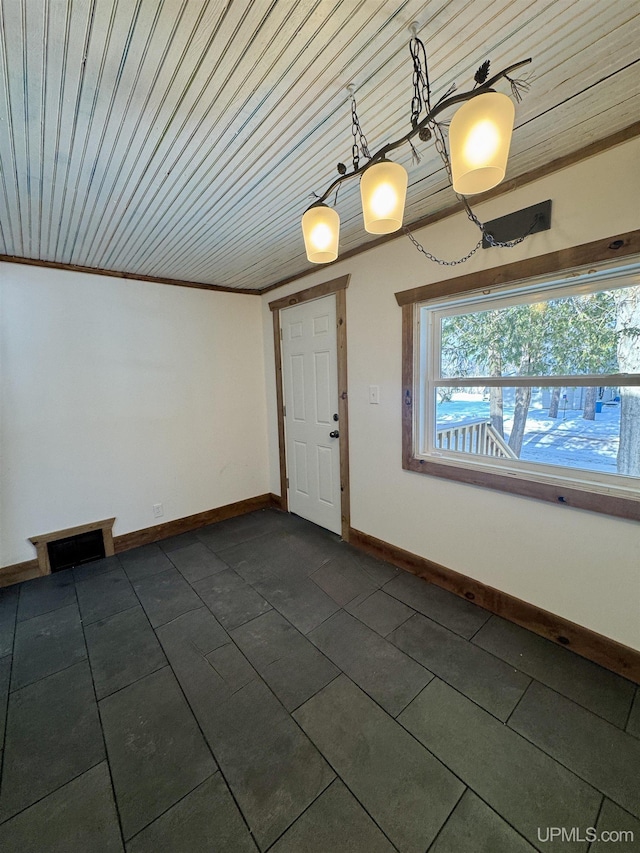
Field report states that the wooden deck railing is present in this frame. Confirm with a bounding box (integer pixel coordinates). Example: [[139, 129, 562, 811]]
[[436, 419, 517, 459]]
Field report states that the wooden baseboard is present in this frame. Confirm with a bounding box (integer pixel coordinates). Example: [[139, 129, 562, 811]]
[[0, 559, 42, 589], [349, 527, 640, 685], [113, 494, 277, 552], [269, 492, 287, 511], [0, 494, 278, 588]]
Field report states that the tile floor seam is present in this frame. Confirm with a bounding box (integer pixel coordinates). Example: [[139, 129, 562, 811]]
[[260, 776, 342, 853], [212, 531, 278, 561], [467, 609, 493, 639], [201, 529, 277, 556], [391, 672, 437, 720], [504, 676, 536, 725], [532, 682, 633, 733], [288, 671, 344, 715], [206, 602, 274, 633], [0, 759, 106, 830], [392, 676, 588, 815], [284, 707, 405, 853], [137, 593, 259, 849], [464, 788, 550, 853], [221, 665, 352, 843], [590, 797, 640, 824], [149, 603, 206, 631], [187, 563, 277, 632], [622, 688, 637, 732], [149, 605, 213, 634], [0, 591, 19, 801], [225, 607, 275, 636], [8, 655, 88, 696], [511, 676, 640, 743], [585, 795, 606, 853], [222, 570, 327, 636], [307, 567, 371, 605], [75, 569, 124, 588], [469, 628, 637, 732], [295, 602, 343, 637], [392, 691, 482, 790], [16, 600, 76, 625], [505, 682, 638, 814], [380, 583, 486, 640], [382, 612, 417, 640], [167, 552, 232, 580], [228, 607, 346, 711], [385, 616, 531, 724], [423, 785, 466, 852], [79, 601, 140, 628], [121, 771, 239, 849], [76, 581, 127, 849], [143, 563, 258, 634], [393, 699, 590, 853], [80, 601, 141, 629], [93, 661, 169, 703]]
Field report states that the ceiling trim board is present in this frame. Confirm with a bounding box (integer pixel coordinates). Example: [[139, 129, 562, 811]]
[[0, 254, 260, 294]]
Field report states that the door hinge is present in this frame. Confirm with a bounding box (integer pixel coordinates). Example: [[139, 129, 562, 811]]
[[280, 328, 283, 340], [283, 404, 286, 417], [286, 477, 289, 488]]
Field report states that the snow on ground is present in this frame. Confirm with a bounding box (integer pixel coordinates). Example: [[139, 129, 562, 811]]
[[436, 393, 621, 474]]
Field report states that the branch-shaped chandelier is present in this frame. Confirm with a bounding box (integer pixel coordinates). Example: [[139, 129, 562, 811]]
[[301, 27, 532, 265]]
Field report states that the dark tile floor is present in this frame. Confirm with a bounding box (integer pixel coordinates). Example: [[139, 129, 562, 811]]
[[0, 508, 638, 852]]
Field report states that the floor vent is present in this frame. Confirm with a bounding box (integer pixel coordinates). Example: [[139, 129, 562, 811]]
[[47, 529, 106, 572], [29, 518, 116, 576]]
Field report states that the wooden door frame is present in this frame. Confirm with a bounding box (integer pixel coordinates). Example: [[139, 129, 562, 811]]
[[269, 274, 351, 540]]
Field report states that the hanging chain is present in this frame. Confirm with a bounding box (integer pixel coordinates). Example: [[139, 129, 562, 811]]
[[403, 227, 483, 266], [350, 93, 370, 173], [410, 36, 431, 127], [402, 116, 485, 264]]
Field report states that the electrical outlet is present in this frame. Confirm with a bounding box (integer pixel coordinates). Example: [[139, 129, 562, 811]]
[[153, 503, 163, 518], [369, 385, 380, 404]]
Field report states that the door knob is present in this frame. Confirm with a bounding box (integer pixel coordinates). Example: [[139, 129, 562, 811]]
[[329, 430, 339, 438]]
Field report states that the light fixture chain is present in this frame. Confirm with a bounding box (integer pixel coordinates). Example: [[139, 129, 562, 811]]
[[402, 226, 484, 265], [404, 205, 541, 264], [350, 94, 370, 173], [410, 36, 431, 127]]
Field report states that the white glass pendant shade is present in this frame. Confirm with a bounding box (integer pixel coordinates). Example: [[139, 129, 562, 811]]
[[301, 204, 340, 263], [360, 159, 408, 234], [449, 92, 515, 195]]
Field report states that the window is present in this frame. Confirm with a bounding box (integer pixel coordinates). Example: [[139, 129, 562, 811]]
[[398, 246, 640, 522]]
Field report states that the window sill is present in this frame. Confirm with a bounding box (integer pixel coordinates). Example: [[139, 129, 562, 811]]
[[403, 454, 640, 521]]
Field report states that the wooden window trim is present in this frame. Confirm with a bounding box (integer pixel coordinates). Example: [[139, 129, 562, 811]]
[[270, 275, 351, 540], [398, 231, 640, 522], [268, 274, 350, 312]]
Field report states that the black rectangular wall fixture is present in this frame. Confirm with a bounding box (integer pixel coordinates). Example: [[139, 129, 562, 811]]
[[47, 530, 106, 572], [482, 199, 552, 248]]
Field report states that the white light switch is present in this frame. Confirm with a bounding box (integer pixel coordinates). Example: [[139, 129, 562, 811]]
[[369, 385, 380, 404]]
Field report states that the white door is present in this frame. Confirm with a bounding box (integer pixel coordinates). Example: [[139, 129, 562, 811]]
[[281, 294, 341, 534]]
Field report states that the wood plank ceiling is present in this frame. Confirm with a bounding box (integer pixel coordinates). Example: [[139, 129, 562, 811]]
[[0, 0, 638, 292]]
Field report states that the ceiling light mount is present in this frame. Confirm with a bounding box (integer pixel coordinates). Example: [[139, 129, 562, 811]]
[[301, 30, 534, 265]]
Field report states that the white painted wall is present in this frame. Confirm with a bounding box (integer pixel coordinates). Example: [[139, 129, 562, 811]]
[[1, 264, 269, 565], [262, 138, 640, 651]]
